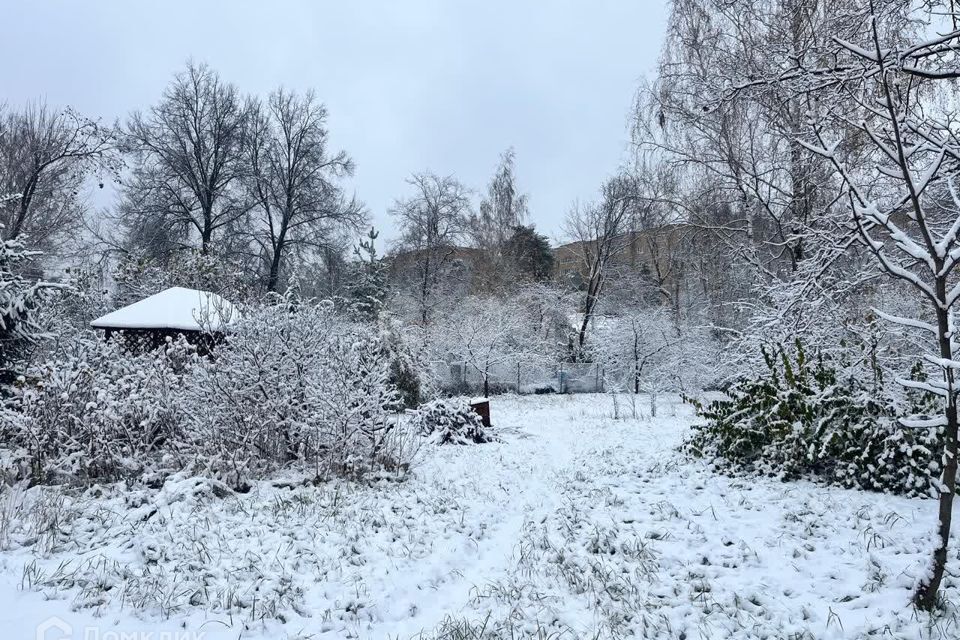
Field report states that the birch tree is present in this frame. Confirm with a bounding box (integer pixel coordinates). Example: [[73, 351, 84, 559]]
[[750, 1, 960, 610], [468, 148, 529, 290], [642, 0, 865, 275]]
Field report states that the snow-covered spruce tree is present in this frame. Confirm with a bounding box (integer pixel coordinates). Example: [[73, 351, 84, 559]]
[[749, 4, 960, 610], [379, 316, 427, 409], [338, 231, 426, 409], [0, 229, 61, 388], [342, 227, 388, 323], [314, 328, 403, 475]]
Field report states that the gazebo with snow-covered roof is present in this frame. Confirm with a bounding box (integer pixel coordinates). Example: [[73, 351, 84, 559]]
[[91, 287, 239, 352]]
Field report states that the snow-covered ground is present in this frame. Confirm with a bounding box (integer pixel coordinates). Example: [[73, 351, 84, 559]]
[[1, 394, 958, 639]]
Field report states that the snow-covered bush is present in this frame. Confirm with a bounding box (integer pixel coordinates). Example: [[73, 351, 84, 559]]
[[380, 317, 427, 409], [316, 329, 407, 476], [594, 308, 719, 397], [686, 342, 943, 497], [2, 334, 194, 484], [0, 231, 62, 388], [182, 296, 409, 485], [412, 397, 495, 445], [1, 293, 423, 487]]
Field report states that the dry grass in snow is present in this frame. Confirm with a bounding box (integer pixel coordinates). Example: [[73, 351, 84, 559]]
[[0, 394, 958, 639]]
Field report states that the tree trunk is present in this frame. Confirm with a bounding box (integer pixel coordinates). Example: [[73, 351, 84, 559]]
[[9, 181, 36, 240], [420, 251, 432, 326], [267, 248, 283, 293], [201, 219, 213, 254], [578, 275, 600, 352], [634, 332, 641, 394], [915, 302, 959, 610]]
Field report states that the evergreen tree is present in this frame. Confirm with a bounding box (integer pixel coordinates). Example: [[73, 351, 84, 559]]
[[504, 224, 554, 282], [344, 228, 388, 322]]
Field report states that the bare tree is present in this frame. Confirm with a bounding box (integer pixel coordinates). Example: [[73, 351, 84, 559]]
[[468, 148, 529, 289], [641, 0, 867, 276], [759, 1, 960, 609], [594, 306, 686, 417], [246, 89, 365, 292], [121, 62, 250, 256], [389, 172, 471, 326], [631, 0, 898, 363], [0, 103, 115, 250], [438, 294, 548, 397], [563, 175, 635, 354], [623, 154, 689, 313], [635, 0, 920, 382]]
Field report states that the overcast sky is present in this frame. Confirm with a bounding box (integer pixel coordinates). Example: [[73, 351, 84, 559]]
[[0, 0, 667, 246]]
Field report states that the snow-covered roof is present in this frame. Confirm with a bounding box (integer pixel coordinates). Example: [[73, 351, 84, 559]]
[[90, 287, 240, 332]]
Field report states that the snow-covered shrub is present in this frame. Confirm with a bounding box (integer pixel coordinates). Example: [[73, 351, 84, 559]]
[[380, 319, 428, 409], [412, 397, 495, 445], [592, 307, 719, 401], [1, 291, 423, 487], [315, 328, 407, 476], [2, 334, 194, 484], [686, 342, 943, 497], [182, 296, 408, 485], [0, 231, 62, 388]]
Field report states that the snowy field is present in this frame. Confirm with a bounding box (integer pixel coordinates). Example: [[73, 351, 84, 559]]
[[1, 394, 958, 639]]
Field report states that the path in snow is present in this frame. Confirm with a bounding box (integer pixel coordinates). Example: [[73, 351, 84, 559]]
[[353, 394, 588, 637], [0, 394, 957, 640]]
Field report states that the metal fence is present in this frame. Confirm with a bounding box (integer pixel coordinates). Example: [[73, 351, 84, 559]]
[[440, 360, 605, 395]]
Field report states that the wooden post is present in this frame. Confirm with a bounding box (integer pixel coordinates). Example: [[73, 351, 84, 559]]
[[470, 398, 491, 427], [517, 362, 521, 394]]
